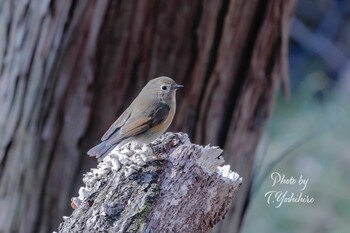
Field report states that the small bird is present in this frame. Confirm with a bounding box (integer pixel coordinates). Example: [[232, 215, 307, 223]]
[[87, 76, 183, 160]]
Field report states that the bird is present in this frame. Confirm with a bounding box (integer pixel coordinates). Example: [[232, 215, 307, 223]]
[[87, 76, 183, 160]]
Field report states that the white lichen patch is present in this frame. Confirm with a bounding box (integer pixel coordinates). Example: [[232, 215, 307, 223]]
[[133, 155, 146, 166], [180, 184, 188, 195], [73, 141, 161, 208], [195, 144, 242, 185], [216, 165, 242, 184], [86, 210, 99, 228], [110, 156, 121, 171], [108, 142, 156, 167], [124, 164, 141, 177], [117, 153, 133, 165], [197, 145, 225, 175], [78, 187, 89, 199], [169, 198, 179, 206]]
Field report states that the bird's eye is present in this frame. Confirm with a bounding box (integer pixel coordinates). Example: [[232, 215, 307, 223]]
[[161, 85, 168, 91]]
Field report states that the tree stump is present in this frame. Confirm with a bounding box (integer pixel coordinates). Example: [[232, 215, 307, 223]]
[[58, 133, 242, 233]]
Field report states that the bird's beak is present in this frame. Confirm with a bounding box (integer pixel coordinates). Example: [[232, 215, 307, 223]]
[[175, 84, 184, 89]]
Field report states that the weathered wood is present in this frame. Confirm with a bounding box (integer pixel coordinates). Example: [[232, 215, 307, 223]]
[[0, 0, 295, 232], [58, 133, 242, 233]]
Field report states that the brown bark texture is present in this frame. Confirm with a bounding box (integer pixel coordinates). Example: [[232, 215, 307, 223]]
[[0, 0, 295, 233], [58, 133, 242, 233]]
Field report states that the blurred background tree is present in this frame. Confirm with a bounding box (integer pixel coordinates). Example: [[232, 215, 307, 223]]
[[1, 0, 349, 233], [241, 0, 350, 233]]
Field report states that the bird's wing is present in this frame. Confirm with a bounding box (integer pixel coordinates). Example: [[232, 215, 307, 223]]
[[101, 109, 131, 141], [105, 102, 170, 146]]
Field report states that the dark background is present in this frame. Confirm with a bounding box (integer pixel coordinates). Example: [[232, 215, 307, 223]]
[[243, 0, 350, 232]]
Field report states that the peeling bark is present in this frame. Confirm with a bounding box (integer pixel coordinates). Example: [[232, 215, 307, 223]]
[[58, 133, 242, 233]]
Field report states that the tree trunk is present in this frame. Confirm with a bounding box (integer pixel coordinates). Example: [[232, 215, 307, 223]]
[[0, 1, 295, 233], [58, 133, 242, 233]]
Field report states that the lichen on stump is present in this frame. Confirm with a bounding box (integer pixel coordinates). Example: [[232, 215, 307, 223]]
[[58, 133, 242, 233]]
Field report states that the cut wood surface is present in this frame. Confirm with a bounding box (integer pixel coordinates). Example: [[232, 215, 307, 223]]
[[58, 133, 242, 233]]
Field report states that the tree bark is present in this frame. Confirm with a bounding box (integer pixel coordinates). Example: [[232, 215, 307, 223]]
[[0, 1, 295, 233], [58, 133, 242, 233]]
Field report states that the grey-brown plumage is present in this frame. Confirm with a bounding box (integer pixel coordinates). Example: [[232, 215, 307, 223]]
[[87, 76, 183, 160]]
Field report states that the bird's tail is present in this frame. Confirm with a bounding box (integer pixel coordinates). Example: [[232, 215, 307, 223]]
[[87, 141, 115, 161]]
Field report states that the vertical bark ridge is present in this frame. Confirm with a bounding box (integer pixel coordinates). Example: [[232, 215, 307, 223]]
[[218, 0, 270, 148], [195, 0, 230, 144]]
